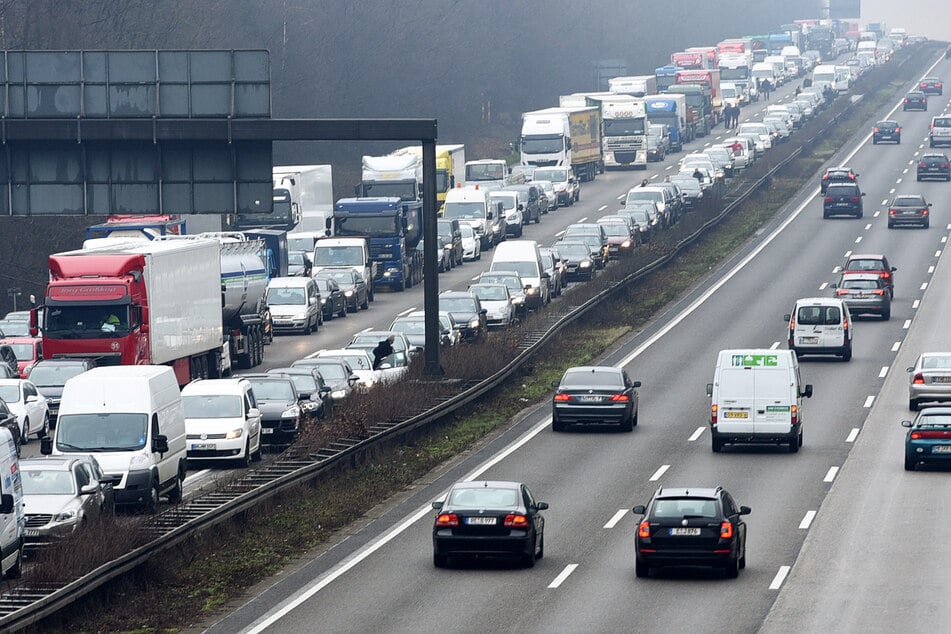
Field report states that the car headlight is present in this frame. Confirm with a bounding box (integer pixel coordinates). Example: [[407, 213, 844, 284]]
[[621, 240, 632, 248], [293, 312, 307, 321], [344, 290, 354, 297], [321, 298, 327, 304], [330, 389, 348, 400], [512, 296, 525, 305], [525, 287, 539, 296], [54, 509, 78, 523], [225, 428, 244, 439], [468, 317, 481, 328], [580, 260, 592, 268], [281, 405, 301, 418]]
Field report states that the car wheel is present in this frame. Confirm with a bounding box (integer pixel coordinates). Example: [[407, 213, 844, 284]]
[[725, 556, 740, 578], [888, 220, 895, 229], [841, 345, 852, 362], [2, 545, 22, 580], [909, 398, 919, 411], [433, 552, 448, 568], [632, 410, 638, 427], [635, 558, 650, 578], [917, 176, 922, 182], [923, 220, 930, 229], [523, 535, 537, 568], [338, 303, 347, 318], [739, 547, 747, 569], [856, 210, 863, 219], [552, 418, 565, 433], [788, 433, 800, 453], [534, 213, 540, 224], [517, 225, 523, 238], [905, 455, 916, 471], [361, 295, 369, 310], [711, 432, 724, 453], [873, 139, 877, 145], [536, 533, 544, 559], [142, 479, 160, 514], [619, 415, 634, 433], [20, 419, 28, 445], [237, 439, 252, 468], [39, 413, 49, 439], [882, 306, 891, 321]]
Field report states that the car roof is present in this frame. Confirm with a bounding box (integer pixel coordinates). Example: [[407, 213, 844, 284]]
[[564, 365, 622, 376], [840, 273, 882, 281], [20, 456, 80, 470], [795, 297, 846, 306], [921, 153, 949, 159], [917, 407, 951, 416], [655, 486, 720, 499], [181, 378, 249, 395]]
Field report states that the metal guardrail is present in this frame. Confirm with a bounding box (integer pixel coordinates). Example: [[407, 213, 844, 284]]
[[0, 51, 913, 629]]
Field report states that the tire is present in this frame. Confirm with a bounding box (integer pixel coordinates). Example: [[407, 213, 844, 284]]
[[632, 410, 639, 427], [20, 419, 28, 445], [739, 548, 746, 570], [167, 469, 184, 504], [552, 418, 565, 433], [3, 545, 22, 580], [361, 295, 369, 310], [338, 303, 347, 318], [143, 479, 160, 514], [856, 210, 863, 219], [888, 221, 895, 229], [534, 212, 540, 224], [635, 558, 650, 578], [882, 306, 891, 321], [237, 438, 252, 468], [905, 455, 916, 471], [842, 345, 852, 362], [39, 413, 49, 439], [788, 431, 801, 453], [923, 220, 930, 229], [873, 139, 877, 145], [536, 533, 544, 560], [712, 432, 723, 453], [433, 552, 448, 568], [516, 224, 523, 238], [523, 536, 537, 568], [725, 557, 740, 578], [619, 415, 634, 433], [910, 398, 920, 411]]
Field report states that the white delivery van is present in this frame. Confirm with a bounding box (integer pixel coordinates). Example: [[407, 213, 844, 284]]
[[0, 427, 24, 579], [751, 62, 778, 88], [443, 186, 499, 249], [490, 240, 550, 309], [785, 298, 853, 360], [44, 366, 187, 513], [707, 349, 813, 453]]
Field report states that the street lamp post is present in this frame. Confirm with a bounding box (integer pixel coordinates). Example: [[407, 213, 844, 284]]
[[6, 287, 21, 312]]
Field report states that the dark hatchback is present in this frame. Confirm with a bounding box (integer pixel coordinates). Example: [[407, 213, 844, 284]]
[[832, 274, 891, 320], [312, 277, 348, 320], [872, 120, 901, 144], [819, 166, 859, 193], [553, 241, 597, 281], [823, 183, 864, 219], [432, 480, 547, 568], [887, 194, 932, 229], [437, 291, 487, 342], [903, 91, 928, 111], [551, 366, 641, 432], [917, 153, 951, 182], [633, 486, 750, 579], [919, 77, 943, 96], [903, 407, 951, 471], [242, 374, 302, 444]]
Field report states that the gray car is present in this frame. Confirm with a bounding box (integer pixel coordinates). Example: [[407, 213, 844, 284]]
[[389, 314, 456, 350], [887, 194, 932, 229], [319, 267, 369, 312], [290, 358, 359, 402], [908, 353, 951, 411], [831, 273, 891, 320]]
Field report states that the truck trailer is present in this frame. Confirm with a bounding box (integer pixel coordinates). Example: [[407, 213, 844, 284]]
[[393, 144, 465, 211], [267, 165, 334, 234], [519, 107, 603, 182], [644, 94, 691, 151]]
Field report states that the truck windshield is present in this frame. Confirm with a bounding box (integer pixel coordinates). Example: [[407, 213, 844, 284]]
[[44, 305, 130, 338], [314, 245, 365, 267], [443, 202, 486, 220], [436, 170, 449, 193], [466, 164, 505, 181], [360, 181, 416, 201], [334, 215, 400, 238], [56, 412, 148, 452], [604, 119, 645, 136], [183, 395, 243, 419], [533, 169, 567, 183], [521, 135, 564, 154], [236, 198, 294, 230]]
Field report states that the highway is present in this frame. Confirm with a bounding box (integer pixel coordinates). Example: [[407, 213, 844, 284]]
[[187, 49, 951, 633]]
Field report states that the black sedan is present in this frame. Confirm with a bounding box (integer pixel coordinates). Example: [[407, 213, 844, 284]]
[[917, 153, 951, 182], [437, 291, 487, 342], [431, 480, 547, 568], [633, 486, 750, 578], [903, 91, 928, 111], [919, 77, 943, 96], [316, 268, 369, 312], [242, 374, 302, 445], [872, 120, 901, 144], [887, 193, 932, 229], [313, 277, 348, 320], [819, 166, 859, 193], [553, 241, 597, 281], [551, 365, 641, 432]]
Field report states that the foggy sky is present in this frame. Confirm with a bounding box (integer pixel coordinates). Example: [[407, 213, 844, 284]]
[[861, 0, 950, 40]]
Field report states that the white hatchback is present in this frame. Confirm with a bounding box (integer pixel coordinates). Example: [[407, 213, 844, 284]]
[[181, 378, 262, 466], [0, 378, 49, 442]]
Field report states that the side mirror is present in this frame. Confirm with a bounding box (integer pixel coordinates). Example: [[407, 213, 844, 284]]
[[80, 483, 99, 496], [901, 420, 913, 428], [829, 283, 838, 289], [632, 505, 646, 515], [891, 267, 897, 272], [802, 384, 814, 398], [349, 374, 360, 385], [739, 505, 752, 515], [487, 210, 493, 219], [0, 494, 13, 515], [784, 314, 791, 321], [632, 380, 642, 388], [152, 434, 169, 455], [518, 204, 524, 211], [41, 437, 53, 455], [25, 395, 37, 404], [551, 381, 560, 389], [706, 383, 713, 396], [535, 502, 549, 511], [861, 192, 866, 196], [906, 367, 914, 373], [248, 407, 261, 419], [432, 500, 444, 510]]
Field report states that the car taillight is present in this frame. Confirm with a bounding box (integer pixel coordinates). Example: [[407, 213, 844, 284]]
[[554, 393, 572, 401], [904, 98, 909, 103], [895, 127, 901, 133], [872, 289, 884, 295], [822, 174, 829, 180], [850, 196, 861, 202], [922, 209, 930, 216], [921, 83, 927, 88], [913, 373, 925, 385], [938, 83, 944, 88], [791, 404, 798, 424], [889, 209, 897, 216], [711, 403, 718, 424], [504, 514, 529, 528], [610, 394, 630, 402], [881, 271, 891, 279], [638, 520, 651, 539], [919, 162, 927, 168], [720, 522, 734, 539], [824, 196, 834, 203], [836, 289, 849, 296], [942, 163, 950, 169], [873, 127, 879, 133], [435, 513, 459, 527]]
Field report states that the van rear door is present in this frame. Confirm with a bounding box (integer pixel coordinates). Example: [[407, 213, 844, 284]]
[[716, 367, 755, 433], [753, 369, 793, 436]]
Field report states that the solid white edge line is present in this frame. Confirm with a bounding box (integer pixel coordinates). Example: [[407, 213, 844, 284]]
[[823, 466, 839, 483], [863, 395, 875, 408], [769, 566, 791, 590], [548, 563, 579, 589], [688, 426, 705, 442], [798, 510, 817, 530], [846, 427, 860, 443], [604, 509, 628, 529], [649, 464, 670, 481], [878, 366, 889, 378]]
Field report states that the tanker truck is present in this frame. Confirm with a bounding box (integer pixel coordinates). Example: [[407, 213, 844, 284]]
[[35, 238, 269, 386]]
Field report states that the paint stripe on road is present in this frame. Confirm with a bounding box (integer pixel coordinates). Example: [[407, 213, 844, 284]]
[[598, 205, 607, 211], [548, 564, 578, 589], [183, 469, 210, 485], [864, 395, 875, 408], [846, 427, 860, 443], [823, 466, 839, 483], [688, 427, 705, 442], [649, 465, 670, 481], [769, 566, 791, 590], [879, 366, 889, 378], [913, 299, 920, 309], [799, 510, 817, 530], [604, 509, 628, 529], [819, 282, 828, 290], [892, 341, 901, 352], [903, 319, 912, 329]]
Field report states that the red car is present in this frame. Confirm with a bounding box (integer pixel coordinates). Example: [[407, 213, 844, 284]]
[[843, 253, 896, 298], [0, 337, 42, 378]]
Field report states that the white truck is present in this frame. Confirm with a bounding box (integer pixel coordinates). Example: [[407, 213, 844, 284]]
[[358, 154, 422, 202], [560, 94, 647, 169], [465, 159, 508, 187], [718, 55, 756, 104], [271, 165, 334, 234], [520, 106, 603, 181], [312, 237, 376, 299], [608, 75, 657, 97]]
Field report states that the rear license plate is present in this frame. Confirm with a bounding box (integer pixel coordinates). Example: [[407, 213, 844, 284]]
[[933, 377, 951, 384], [578, 395, 603, 402], [836, 202, 849, 207], [262, 428, 274, 434], [669, 527, 701, 536], [799, 336, 819, 344], [191, 443, 215, 450], [933, 445, 951, 453], [724, 411, 748, 419], [466, 516, 497, 525], [854, 294, 869, 299], [24, 529, 39, 537]]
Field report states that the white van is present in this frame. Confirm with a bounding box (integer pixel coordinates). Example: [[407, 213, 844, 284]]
[[266, 277, 321, 335], [490, 240, 550, 309], [0, 427, 24, 579], [443, 186, 502, 249], [751, 62, 778, 88], [707, 349, 813, 453], [785, 298, 853, 360], [44, 366, 187, 513]]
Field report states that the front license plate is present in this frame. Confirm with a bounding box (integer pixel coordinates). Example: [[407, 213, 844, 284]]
[[191, 443, 215, 450], [669, 527, 701, 536], [466, 516, 497, 525], [24, 529, 38, 537], [933, 445, 951, 453], [262, 427, 274, 435], [724, 411, 748, 419], [799, 336, 819, 344]]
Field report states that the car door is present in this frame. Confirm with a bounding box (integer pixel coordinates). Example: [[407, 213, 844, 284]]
[[74, 463, 100, 522], [244, 389, 261, 448], [23, 383, 43, 434], [522, 485, 543, 540]]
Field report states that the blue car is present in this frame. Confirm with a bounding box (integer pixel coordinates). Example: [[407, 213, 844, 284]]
[[902, 407, 951, 470]]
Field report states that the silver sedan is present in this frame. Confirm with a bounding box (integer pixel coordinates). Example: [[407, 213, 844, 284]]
[[908, 352, 951, 411]]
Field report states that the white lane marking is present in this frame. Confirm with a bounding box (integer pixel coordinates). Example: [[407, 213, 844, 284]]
[[896, 178, 902, 184], [863, 395, 875, 408], [929, 265, 935, 274], [617, 194, 625, 201], [819, 282, 828, 290], [832, 266, 841, 273], [864, 223, 872, 230], [604, 509, 628, 529], [770, 341, 781, 350], [892, 341, 901, 352], [548, 564, 579, 589], [873, 211, 880, 218], [854, 236, 862, 243], [903, 319, 912, 329], [846, 427, 860, 443], [396, 307, 417, 317], [921, 282, 928, 291], [902, 168, 908, 174], [799, 510, 817, 530], [649, 465, 670, 481], [688, 427, 705, 442], [908, 160, 915, 165], [878, 366, 889, 378], [598, 205, 607, 212], [650, 173, 659, 180], [880, 199, 888, 206], [913, 299, 920, 309], [555, 230, 565, 237], [942, 236, 948, 244], [844, 250, 852, 258], [359, 327, 373, 333], [470, 275, 481, 281], [769, 566, 791, 590], [824, 466, 840, 483], [918, 145, 924, 150], [577, 217, 588, 223], [889, 188, 895, 194], [715, 135, 723, 140], [183, 469, 210, 485], [936, 250, 943, 257], [665, 165, 674, 170]]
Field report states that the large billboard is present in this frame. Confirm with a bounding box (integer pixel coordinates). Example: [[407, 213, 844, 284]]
[[829, 0, 861, 19]]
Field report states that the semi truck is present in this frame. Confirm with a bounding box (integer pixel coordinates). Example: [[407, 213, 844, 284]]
[[267, 165, 334, 234], [644, 94, 691, 151], [242, 229, 290, 280], [607, 75, 657, 97], [85, 215, 185, 244], [674, 69, 721, 130], [393, 144, 465, 211], [519, 106, 603, 182], [654, 65, 683, 93], [357, 154, 422, 202], [718, 55, 756, 103], [686, 46, 719, 70], [560, 93, 648, 169], [331, 197, 423, 292], [465, 159, 508, 186], [36, 239, 269, 386], [671, 51, 705, 71]]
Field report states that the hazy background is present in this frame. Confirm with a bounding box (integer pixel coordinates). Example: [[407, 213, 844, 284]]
[[861, 0, 950, 40]]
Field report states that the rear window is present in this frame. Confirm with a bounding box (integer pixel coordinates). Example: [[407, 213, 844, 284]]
[[933, 117, 951, 127], [797, 305, 841, 325], [842, 279, 880, 290], [561, 369, 623, 388], [846, 259, 884, 271], [827, 184, 858, 194], [653, 498, 717, 518], [893, 196, 925, 206]]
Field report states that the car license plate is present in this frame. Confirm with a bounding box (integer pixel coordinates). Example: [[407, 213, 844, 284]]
[[262, 427, 274, 434], [799, 336, 819, 344], [836, 202, 849, 207], [466, 516, 497, 525], [854, 293, 869, 299], [24, 529, 39, 537], [669, 527, 701, 536], [933, 445, 951, 453], [579, 395, 603, 402], [934, 377, 951, 384], [724, 411, 748, 419], [191, 443, 215, 450]]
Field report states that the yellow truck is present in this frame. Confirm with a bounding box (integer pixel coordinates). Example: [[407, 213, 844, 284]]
[[393, 144, 466, 210]]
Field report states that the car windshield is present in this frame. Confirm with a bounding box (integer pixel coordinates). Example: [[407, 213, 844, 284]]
[[183, 395, 243, 418], [561, 369, 622, 387], [481, 276, 521, 292], [312, 363, 347, 380], [533, 169, 567, 183], [0, 385, 19, 402], [324, 270, 356, 284], [653, 498, 717, 518], [797, 305, 841, 325], [670, 178, 700, 192], [247, 379, 296, 401], [288, 252, 306, 265], [267, 287, 306, 306], [0, 321, 29, 337], [286, 375, 317, 394], [460, 225, 474, 238], [21, 470, 76, 495], [471, 285, 508, 301], [439, 298, 477, 313], [313, 246, 364, 267], [449, 486, 519, 509], [626, 191, 662, 205], [27, 364, 86, 387], [630, 211, 650, 223], [492, 261, 538, 278], [490, 195, 517, 211], [56, 412, 148, 452], [599, 223, 629, 237], [557, 243, 591, 257]]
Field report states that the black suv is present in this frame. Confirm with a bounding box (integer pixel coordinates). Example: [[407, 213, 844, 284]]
[[903, 91, 928, 111], [823, 182, 865, 219], [872, 120, 901, 144], [917, 153, 951, 182], [820, 166, 859, 193], [506, 184, 542, 225], [632, 486, 750, 578], [919, 77, 943, 96]]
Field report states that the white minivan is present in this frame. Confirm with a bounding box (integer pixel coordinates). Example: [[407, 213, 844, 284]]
[[707, 349, 813, 453], [43, 366, 187, 513], [267, 276, 321, 335], [0, 427, 24, 579], [490, 240, 550, 309], [786, 298, 853, 361]]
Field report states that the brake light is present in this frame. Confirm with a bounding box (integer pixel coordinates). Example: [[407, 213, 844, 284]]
[[872, 289, 884, 296], [720, 522, 734, 539], [836, 289, 849, 296], [711, 403, 718, 424], [824, 196, 834, 203], [913, 373, 925, 385], [919, 162, 928, 168], [895, 127, 901, 133], [881, 271, 891, 279], [791, 404, 798, 424], [889, 209, 897, 216], [822, 174, 829, 180], [610, 394, 630, 402], [938, 83, 944, 88], [942, 164, 950, 169], [435, 513, 459, 527], [638, 520, 651, 539], [504, 514, 529, 528], [554, 393, 572, 401], [904, 98, 909, 103], [850, 196, 861, 202], [912, 430, 951, 439], [873, 127, 879, 133], [923, 209, 930, 216], [921, 82, 927, 88]]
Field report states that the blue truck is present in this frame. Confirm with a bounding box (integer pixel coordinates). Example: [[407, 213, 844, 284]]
[[332, 197, 423, 292], [654, 65, 683, 93], [645, 94, 692, 151]]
